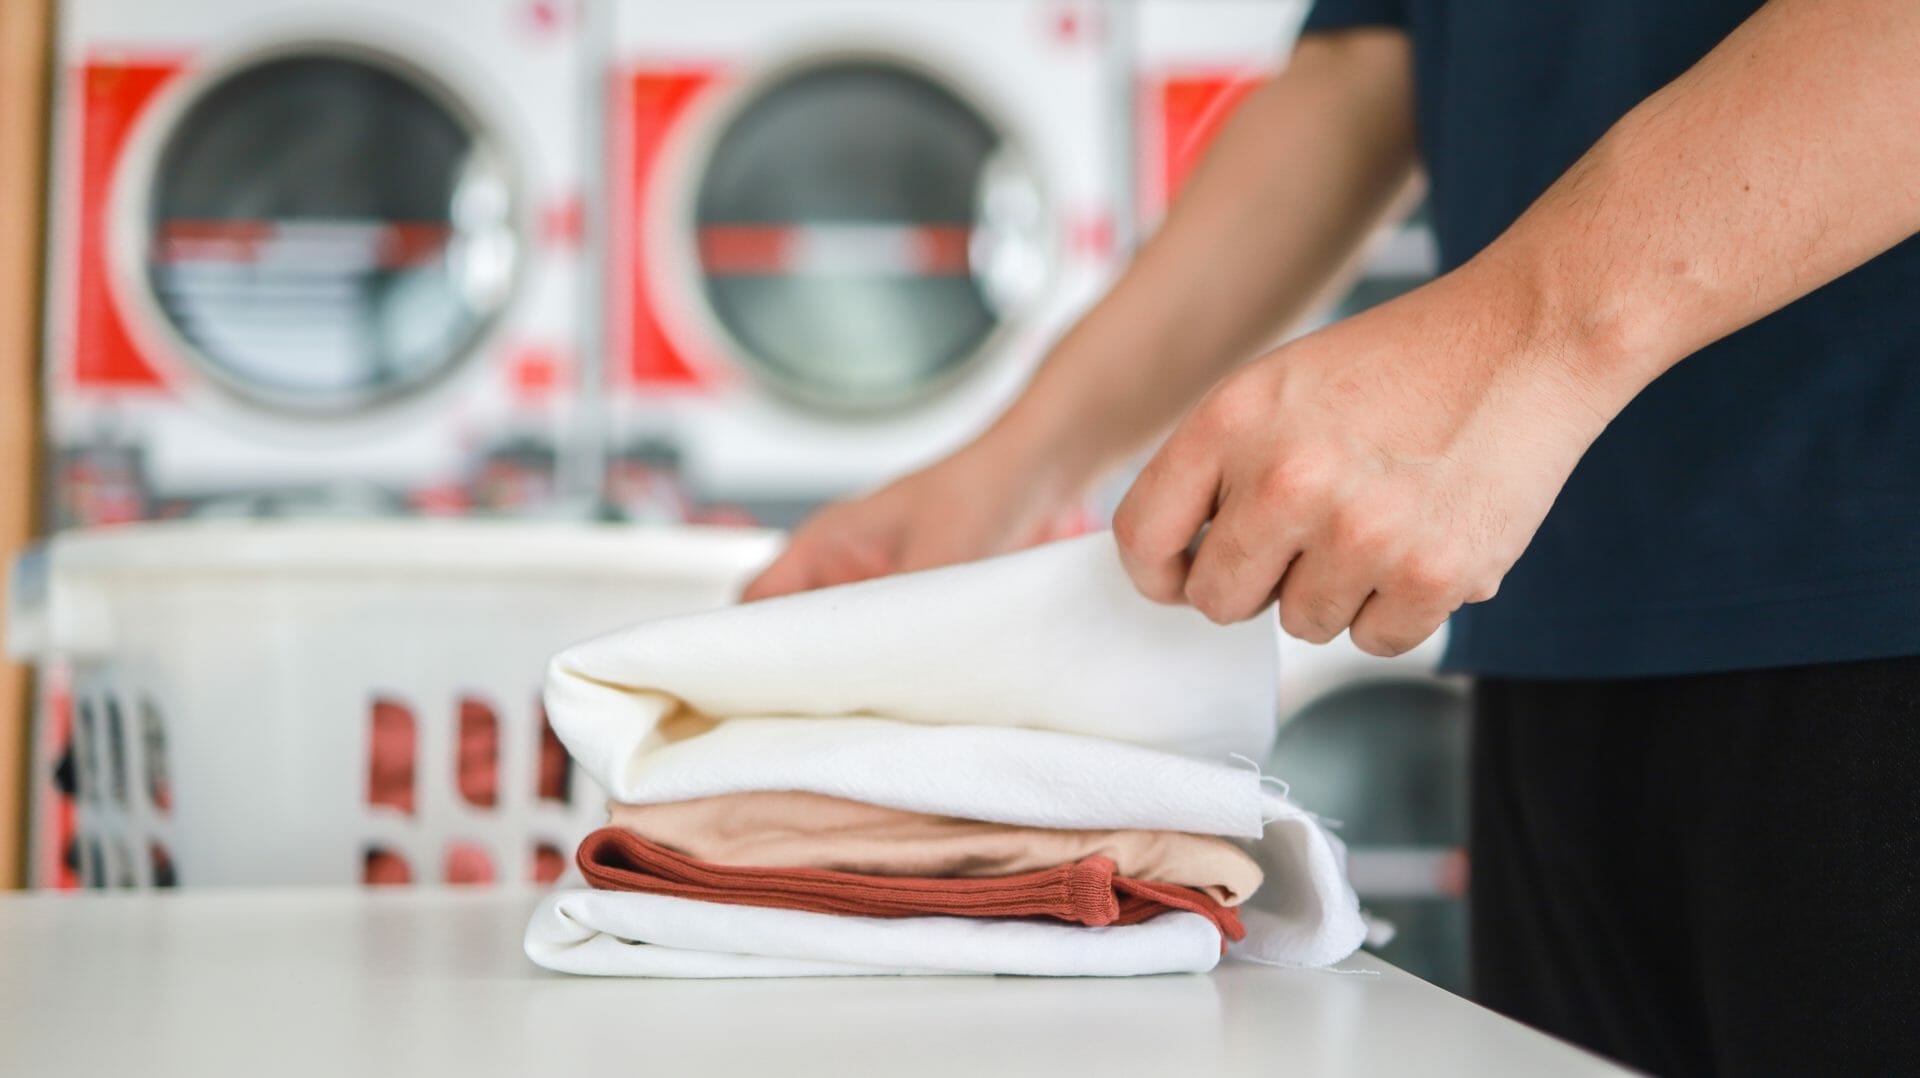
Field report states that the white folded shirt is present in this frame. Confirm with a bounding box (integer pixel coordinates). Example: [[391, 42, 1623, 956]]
[[534, 533, 1367, 976], [526, 889, 1226, 978]]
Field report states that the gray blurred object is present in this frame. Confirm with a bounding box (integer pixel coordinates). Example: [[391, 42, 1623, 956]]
[[1269, 678, 1471, 993], [143, 49, 515, 415], [52, 444, 149, 529], [691, 58, 1046, 412], [597, 0, 1116, 509]]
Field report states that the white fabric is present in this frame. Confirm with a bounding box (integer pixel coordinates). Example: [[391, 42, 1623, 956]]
[[593, 716, 1272, 836], [535, 532, 1367, 976], [1234, 802, 1369, 970], [524, 889, 1224, 978], [545, 532, 1279, 781]]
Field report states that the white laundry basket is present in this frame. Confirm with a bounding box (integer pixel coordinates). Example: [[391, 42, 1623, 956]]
[[4, 520, 782, 889]]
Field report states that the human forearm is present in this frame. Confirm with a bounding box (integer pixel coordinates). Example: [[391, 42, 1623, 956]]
[[1111, 0, 1920, 656], [976, 29, 1419, 489], [1472, 0, 1920, 414]]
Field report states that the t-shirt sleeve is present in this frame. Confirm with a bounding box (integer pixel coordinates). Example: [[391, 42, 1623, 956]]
[[1299, 0, 1407, 33]]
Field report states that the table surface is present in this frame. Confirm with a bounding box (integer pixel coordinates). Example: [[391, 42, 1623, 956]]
[[0, 888, 1628, 1078]]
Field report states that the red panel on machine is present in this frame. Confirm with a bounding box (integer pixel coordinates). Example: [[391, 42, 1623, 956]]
[[616, 67, 720, 389], [73, 59, 179, 389]]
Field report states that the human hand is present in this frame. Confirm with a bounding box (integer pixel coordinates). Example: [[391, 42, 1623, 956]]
[[1112, 264, 1622, 656], [742, 439, 1085, 601]]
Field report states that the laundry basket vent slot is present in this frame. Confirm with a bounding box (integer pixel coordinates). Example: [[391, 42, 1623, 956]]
[[456, 697, 500, 809], [368, 697, 418, 815]]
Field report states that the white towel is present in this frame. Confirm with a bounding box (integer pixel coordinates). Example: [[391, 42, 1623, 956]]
[[535, 532, 1366, 976], [546, 532, 1279, 774], [525, 889, 1225, 978]]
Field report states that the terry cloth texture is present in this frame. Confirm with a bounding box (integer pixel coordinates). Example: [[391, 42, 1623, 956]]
[[577, 827, 1246, 952], [607, 791, 1264, 905], [533, 534, 1366, 975]]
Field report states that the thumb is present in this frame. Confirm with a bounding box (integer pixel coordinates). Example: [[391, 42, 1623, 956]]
[[741, 544, 814, 602]]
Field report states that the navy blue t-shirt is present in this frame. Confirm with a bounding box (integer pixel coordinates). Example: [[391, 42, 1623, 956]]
[[1300, 0, 1920, 678]]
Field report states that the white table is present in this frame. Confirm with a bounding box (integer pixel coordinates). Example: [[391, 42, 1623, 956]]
[[0, 888, 1627, 1077]]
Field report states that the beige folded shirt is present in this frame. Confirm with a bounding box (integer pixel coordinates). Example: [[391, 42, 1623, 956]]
[[607, 791, 1263, 906]]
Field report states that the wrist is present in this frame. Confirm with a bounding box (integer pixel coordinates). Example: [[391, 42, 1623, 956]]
[[1452, 237, 1672, 429], [965, 392, 1109, 504]]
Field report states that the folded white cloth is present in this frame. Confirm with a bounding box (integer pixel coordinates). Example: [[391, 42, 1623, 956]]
[[529, 787, 1362, 976], [535, 532, 1366, 976], [585, 716, 1272, 836], [546, 532, 1279, 775], [525, 889, 1225, 978]]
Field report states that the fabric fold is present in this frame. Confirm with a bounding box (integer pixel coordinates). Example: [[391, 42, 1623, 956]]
[[525, 889, 1226, 978], [587, 715, 1274, 836], [530, 533, 1368, 977], [606, 790, 1265, 905], [577, 827, 1246, 952], [544, 533, 1281, 798]]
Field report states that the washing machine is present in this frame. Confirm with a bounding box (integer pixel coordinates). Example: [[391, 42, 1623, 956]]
[[603, 0, 1121, 521], [42, 0, 593, 525]]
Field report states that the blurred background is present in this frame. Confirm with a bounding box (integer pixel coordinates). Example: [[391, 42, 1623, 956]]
[[0, 0, 1463, 988]]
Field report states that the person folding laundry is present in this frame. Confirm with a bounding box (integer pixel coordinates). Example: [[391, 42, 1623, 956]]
[[524, 533, 1365, 979]]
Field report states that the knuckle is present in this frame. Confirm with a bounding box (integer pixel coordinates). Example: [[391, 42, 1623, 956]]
[[1395, 552, 1460, 603], [1185, 584, 1231, 624], [1355, 606, 1445, 657], [1139, 565, 1189, 606], [1259, 456, 1330, 506], [1137, 580, 1179, 606], [1204, 529, 1251, 576], [1302, 592, 1349, 635], [1326, 505, 1391, 559], [1199, 604, 1237, 626], [1146, 584, 1188, 607], [1278, 598, 1338, 644], [1192, 393, 1243, 439], [1353, 625, 1417, 658], [1352, 630, 1407, 658]]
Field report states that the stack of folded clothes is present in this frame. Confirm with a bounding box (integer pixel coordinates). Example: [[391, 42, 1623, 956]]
[[524, 533, 1365, 978]]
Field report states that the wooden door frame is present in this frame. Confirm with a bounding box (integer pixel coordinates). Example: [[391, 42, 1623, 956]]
[[1, 0, 55, 889]]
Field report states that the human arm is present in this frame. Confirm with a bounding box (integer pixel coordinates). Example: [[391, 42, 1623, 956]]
[[744, 29, 1419, 598], [1115, 0, 1920, 653]]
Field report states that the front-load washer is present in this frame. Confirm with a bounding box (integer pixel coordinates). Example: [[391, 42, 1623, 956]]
[[42, 0, 592, 524], [604, 0, 1120, 520]]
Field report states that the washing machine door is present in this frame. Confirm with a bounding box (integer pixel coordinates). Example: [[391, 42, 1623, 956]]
[[142, 50, 517, 415], [693, 59, 1048, 411]]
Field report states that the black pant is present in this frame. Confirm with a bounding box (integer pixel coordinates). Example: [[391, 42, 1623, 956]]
[[1471, 657, 1920, 1077]]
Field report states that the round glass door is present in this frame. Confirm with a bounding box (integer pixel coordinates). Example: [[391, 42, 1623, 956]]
[[693, 60, 1048, 411], [144, 51, 517, 414]]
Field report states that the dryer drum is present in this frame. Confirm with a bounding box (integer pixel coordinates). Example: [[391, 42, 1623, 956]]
[[691, 59, 1048, 412], [140, 51, 518, 415]]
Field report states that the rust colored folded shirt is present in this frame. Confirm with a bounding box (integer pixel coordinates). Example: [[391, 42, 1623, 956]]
[[577, 827, 1246, 953], [607, 791, 1263, 905]]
